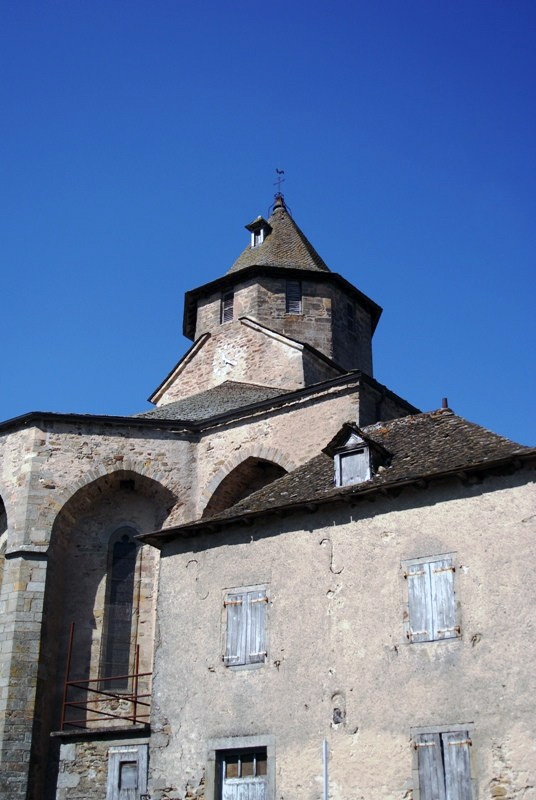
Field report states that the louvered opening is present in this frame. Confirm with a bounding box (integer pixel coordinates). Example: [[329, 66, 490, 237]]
[[221, 290, 234, 324], [285, 280, 302, 314]]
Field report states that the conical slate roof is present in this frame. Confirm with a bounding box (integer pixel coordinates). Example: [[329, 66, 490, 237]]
[[227, 194, 331, 274]]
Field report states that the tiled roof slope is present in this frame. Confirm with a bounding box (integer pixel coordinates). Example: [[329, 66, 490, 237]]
[[227, 199, 330, 275], [137, 381, 286, 421], [205, 410, 534, 520]]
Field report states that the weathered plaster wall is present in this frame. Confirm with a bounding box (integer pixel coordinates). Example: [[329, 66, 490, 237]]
[[149, 472, 536, 800]]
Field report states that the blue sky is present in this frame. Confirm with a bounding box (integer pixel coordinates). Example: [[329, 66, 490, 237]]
[[1, 1, 534, 443]]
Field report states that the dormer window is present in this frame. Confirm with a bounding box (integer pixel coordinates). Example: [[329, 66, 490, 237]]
[[245, 216, 271, 249], [252, 228, 264, 248], [323, 426, 388, 489], [221, 290, 234, 324], [335, 444, 370, 487]]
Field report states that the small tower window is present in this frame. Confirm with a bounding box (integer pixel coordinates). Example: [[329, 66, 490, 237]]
[[221, 290, 234, 324], [285, 280, 302, 314], [245, 216, 271, 249], [252, 228, 264, 247]]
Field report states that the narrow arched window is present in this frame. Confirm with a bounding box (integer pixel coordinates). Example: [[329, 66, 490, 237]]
[[101, 527, 137, 690]]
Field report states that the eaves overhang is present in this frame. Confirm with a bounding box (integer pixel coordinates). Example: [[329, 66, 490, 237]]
[[140, 450, 536, 548], [182, 265, 383, 340]]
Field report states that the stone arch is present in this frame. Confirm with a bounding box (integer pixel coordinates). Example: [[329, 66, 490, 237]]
[[31, 470, 176, 798], [43, 457, 176, 534], [202, 447, 296, 517]]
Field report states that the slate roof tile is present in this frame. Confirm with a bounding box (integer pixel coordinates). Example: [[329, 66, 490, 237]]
[[227, 199, 330, 275], [137, 381, 286, 422], [205, 410, 534, 520]]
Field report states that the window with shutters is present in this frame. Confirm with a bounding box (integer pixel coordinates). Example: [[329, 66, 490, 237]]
[[106, 745, 148, 800], [218, 748, 268, 800], [285, 280, 302, 314], [333, 431, 371, 487], [221, 290, 234, 324], [413, 728, 473, 800], [403, 554, 460, 643], [224, 587, 267, 667]]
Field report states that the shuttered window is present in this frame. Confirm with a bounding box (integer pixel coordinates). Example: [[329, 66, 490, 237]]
[[285, 280, 302, 314], [221, 290, 234, 324], [415, 731, 472, 800], [224, 589, 267, 666], [337, 448, 370, 486], [220, 749, 267, 800], [405, 556, 459, 643]]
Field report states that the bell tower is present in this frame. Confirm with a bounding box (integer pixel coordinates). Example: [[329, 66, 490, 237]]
[[150, 194, 382, 407]]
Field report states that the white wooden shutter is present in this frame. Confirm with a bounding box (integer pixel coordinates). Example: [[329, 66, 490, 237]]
[[223, 778, 266, 800], [416, 733, 446, 800], [339, 450, 369, 485], [246, 590, 267, 664], [442, 731, 472, 800], [431, 559, 458, 640], [224, 593, 246, 665], [407, 563, 433, 642]]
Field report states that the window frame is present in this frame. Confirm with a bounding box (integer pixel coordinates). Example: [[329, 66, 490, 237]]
[[401, 553, 460, 644], [100, 526, 140, 690], [223, 585, 268, 669], [334, 446, 371, 487], [207, 735, 276, 800], [106, 744, 148, 800], [285, 280, 302, 314], [221, 290, 234, 324], [411, 724, 475, 800]]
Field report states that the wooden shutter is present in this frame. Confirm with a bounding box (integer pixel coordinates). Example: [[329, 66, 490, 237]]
[[430, 559, 458, 640], [224, 593, 246, 665], [339, 449, 369, 485], [222, 291, 234, 323], [106, 746, 147, 800], [442, 731, 472, 800], [246, 590, 267, 664], [407, 563, 433, 642], [416, 733, 446, 800], [285, 281, 302, 314]]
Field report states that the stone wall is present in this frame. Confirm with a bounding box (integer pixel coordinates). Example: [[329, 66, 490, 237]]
[[192, 276, 374, 376], [149, 470, 536, 800], [55, 733, 149, 800]]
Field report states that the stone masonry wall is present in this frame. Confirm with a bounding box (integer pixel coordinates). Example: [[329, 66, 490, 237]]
[[149, 472, 536, 800], [192, 276, 374, 375]]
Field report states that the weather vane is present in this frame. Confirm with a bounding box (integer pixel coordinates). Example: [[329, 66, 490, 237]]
[[274, 168, 285, 193]]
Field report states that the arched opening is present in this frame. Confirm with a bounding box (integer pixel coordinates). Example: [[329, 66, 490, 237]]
[[203, 458, 287, 517], [31, 471, 176, 800]]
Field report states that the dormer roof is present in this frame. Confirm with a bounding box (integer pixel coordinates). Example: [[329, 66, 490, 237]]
[[227, 193, 331, 275]]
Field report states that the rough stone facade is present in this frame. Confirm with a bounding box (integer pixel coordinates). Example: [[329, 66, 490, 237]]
[[149, 472, 536, 800], [192, 276, 374, 375]]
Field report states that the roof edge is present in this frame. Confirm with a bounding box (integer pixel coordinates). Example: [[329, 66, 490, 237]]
[[141, 449, 536, 547]]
